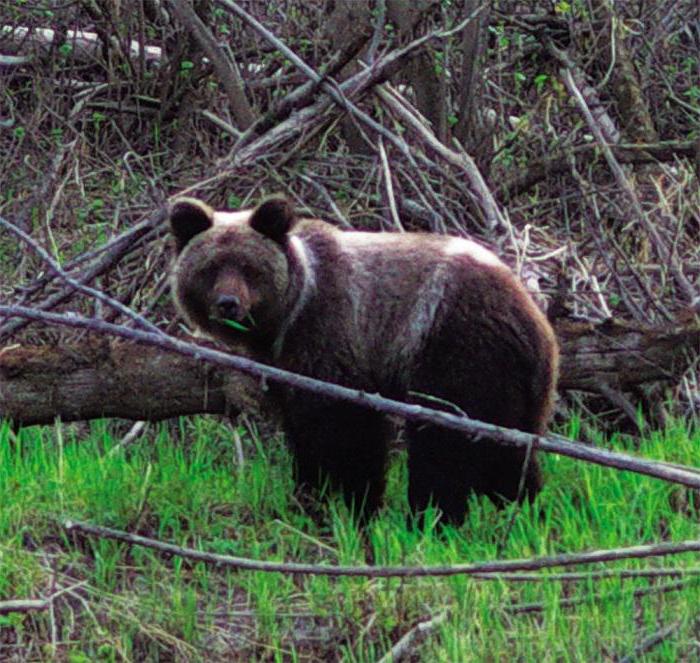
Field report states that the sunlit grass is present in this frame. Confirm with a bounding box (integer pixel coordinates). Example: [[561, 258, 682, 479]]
[[1, 415, 699, 660]]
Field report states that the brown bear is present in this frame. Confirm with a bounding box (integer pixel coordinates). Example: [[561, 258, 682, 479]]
[[169, 196, 559, 525]]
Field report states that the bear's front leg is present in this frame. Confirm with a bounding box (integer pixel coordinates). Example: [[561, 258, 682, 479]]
[[283, 400, 391, 521]]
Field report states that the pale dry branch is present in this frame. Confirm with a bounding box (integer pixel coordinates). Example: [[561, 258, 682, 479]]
[[0, 26, 162, 64], [2, 305, 700, 491], [0, 599, 50, 615], [377, 612, 447, 663], [64, 518, 700, 578]]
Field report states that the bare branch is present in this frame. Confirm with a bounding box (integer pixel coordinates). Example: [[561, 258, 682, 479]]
[[0, 599, 50, 615], [618, 622, 682, 663], [498, 140, 698, 200], [64, 518, 700, 578], [376, 84, 509, 233], [170, 0, 256, 130], [2, 304, 700, 491], [551, 47, 697, 304], [0, 214, 161, 335], [378, 612, 447, 663], [507, 584, 688, 615]]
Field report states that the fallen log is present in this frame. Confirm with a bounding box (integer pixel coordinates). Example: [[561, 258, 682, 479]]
[[0, 318, 697, 427], [0, 339, 266, 426], [555, 317, 699, 392]]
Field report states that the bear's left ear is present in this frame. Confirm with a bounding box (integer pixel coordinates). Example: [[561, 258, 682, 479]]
[[169, 198, 214, 253], [249, 197, 296, 244]]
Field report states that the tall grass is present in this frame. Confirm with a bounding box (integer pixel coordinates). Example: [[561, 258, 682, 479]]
[[1, 416, 699, 661]]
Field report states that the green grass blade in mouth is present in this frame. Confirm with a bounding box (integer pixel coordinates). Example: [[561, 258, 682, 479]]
[[221, 318, 250, 333], [219, 313, 256, 333]]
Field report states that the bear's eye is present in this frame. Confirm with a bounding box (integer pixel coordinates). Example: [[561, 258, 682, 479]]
[[240, 264, 261, 281]]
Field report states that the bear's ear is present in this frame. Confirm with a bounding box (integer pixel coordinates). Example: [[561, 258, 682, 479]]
[[249, 197, 296, 244], [169, 198, 215, 253]]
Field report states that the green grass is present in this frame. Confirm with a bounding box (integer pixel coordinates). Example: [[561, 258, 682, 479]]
[[1, 416, 700, 661]]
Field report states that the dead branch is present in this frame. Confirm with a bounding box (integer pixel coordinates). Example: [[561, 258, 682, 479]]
[[498, 140, 698, 201], [0, 214, 160, 335], [0, 214, 162, 340], [192, 27, 449, 188], [377, 612, 447, 663], [63, 518, 700, 577], [0, 599, 50, 615], [2, 305, 700, 492], [170, 0, 255, 129], [2, 315, 696, 423], [507, 584, 688, 615], [375, 83, 509, 233], [471, 566, 700, 583], [618, 623, 682, 663], [550, 43, 697, 304], [0, 26, 162, 65]]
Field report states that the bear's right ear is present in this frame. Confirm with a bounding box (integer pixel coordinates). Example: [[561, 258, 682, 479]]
[[249, 197, 296, 244], [169, 198, 214, 253]]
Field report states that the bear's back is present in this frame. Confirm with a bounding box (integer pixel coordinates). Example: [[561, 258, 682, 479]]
[[283, 223, 548, 393]]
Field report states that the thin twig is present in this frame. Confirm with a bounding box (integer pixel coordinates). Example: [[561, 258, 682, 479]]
[[618, 622, 681, 663], [377, 612, 447, 663], [507, 579, 692, 615]]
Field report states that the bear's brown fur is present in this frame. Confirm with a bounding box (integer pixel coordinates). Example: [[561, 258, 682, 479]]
[[169, 196, 559, 524]]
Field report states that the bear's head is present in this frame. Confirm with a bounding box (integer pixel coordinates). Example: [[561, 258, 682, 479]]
[[169, 196, 297, 348]]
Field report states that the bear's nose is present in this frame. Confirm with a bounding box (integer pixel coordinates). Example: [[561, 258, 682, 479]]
[[216, 294, 242, 321]]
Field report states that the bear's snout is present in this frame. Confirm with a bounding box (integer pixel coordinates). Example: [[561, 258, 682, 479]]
[[216, 294, 243, 321]]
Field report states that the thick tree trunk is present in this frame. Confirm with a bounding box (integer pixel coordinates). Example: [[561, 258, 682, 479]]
[[0, 319, 697, 427]]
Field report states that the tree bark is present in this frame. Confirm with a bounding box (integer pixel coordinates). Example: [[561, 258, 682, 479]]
[[1, 318, 697, 427], [0, 340, 267, 426]]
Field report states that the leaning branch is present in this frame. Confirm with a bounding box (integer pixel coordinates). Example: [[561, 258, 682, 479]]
[[3, 317, 697, 424], [2, 305, 700, 491], [170, 0, 256, 129], [551, 43, 697, 304]]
